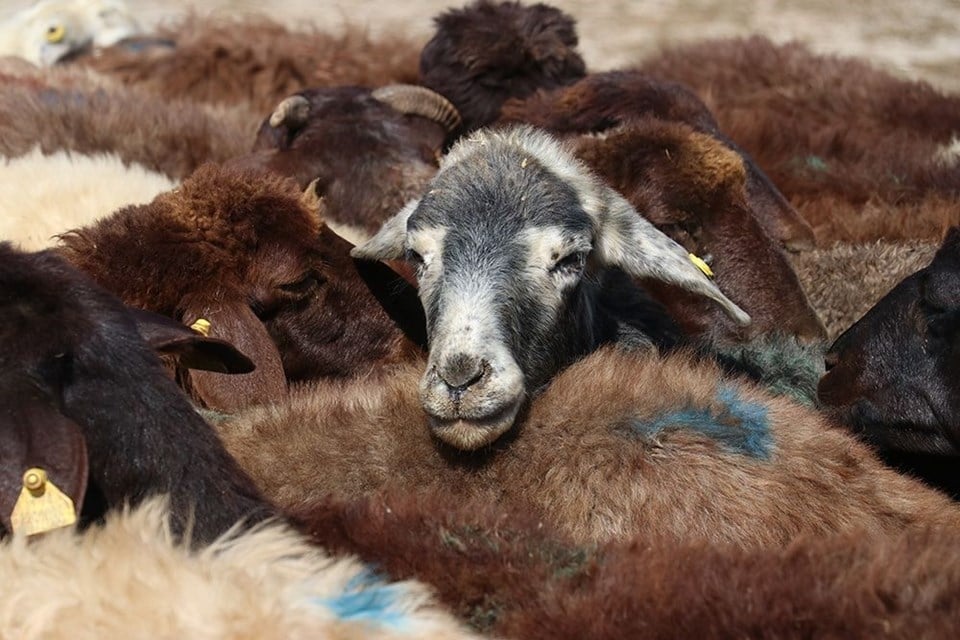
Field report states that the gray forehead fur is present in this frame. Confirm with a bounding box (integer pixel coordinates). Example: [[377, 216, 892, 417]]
[[408, 125, 606, 234]]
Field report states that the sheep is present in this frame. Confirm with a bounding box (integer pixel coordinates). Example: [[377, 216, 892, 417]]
[[0, 243, 481, 640], [0, 0, 140, 66], [76, 14, 422, 115], [0, 242, 273, 542], [818, 227, 960, 496], [0, 63, 254, 180], [303, 489, 960, 639], [0, 147, 175, 250], [790, 239, 939, 339], [57, 164, 426, 412], [0, 497, 478, 640], [637, 35, 960, 243], [218, 342, 960, 549], [233, 83, 460, 243], [351, 124, 753, 447], [419, 1, 817, 252]]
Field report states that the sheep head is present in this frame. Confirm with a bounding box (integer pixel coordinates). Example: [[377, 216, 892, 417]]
[[58, 164, 424, 411], [818, 226, 960, 455], [353, 126, 748, 450]]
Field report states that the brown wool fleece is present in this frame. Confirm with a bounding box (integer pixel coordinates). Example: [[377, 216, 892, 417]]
[[0, 65, 253, 180], [300, 488, 960, 639], [638, 36, 960, 243], [80, 14, 422, 115], [57, 164, 319, 314], [220, 347, 960, 549]]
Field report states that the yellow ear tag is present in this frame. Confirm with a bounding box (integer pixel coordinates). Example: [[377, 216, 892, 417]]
[[46, 24, 66, 44], [10, 468, 78, 537], [190, 318, 211, 336], [688, 253, 714, 278]]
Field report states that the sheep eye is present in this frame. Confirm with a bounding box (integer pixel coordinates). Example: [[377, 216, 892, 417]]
[[550, 252, 586, 276], [278, 272, 323, 297], [405, 248, 425, 266]]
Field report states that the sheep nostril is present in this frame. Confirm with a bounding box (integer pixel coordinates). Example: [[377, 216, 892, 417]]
[[824, 352, 839, 372], [437, 354, 487, 395]]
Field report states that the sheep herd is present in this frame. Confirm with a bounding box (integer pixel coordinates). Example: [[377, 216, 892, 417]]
[[1, 0, 959, 637]]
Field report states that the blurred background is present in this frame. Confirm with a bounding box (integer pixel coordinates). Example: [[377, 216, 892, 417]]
[[3, 0, 959, 91]]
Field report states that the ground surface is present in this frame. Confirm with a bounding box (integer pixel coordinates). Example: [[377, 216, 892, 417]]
[[3, 0, 960, 91]]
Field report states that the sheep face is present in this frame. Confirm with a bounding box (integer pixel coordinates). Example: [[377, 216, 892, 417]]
[[354, 127, 749, 449], [818, 227, 960, 455]]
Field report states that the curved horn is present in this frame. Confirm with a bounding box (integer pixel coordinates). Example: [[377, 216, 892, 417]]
[[371, 84, 462, 133], [268, 95, 310, 128]]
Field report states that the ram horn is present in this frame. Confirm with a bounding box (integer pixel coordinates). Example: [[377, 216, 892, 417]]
[[371, 84, 462, 133], [268, 95, 310, 128]]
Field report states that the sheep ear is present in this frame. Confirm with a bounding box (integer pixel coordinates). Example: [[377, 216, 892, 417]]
[[181, 298, 288, 412], [594, 187, 751, 326], [0, 385, 88, 535], [127, 307, 256, 374], [351, 198, 419, 261]]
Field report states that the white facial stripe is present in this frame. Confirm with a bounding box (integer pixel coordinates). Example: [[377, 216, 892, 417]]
[[519, 226, 592, 270]]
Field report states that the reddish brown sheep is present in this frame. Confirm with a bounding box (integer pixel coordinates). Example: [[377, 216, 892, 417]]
[[57, 165, 424, 412], [637, 35, 960, 243], [303, 489, 960, 639]]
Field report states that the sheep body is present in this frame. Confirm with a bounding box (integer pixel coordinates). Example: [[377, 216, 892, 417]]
[[0, 496, 478, 640], [0, 148, 175, 250], [219, 346, 960, 547]]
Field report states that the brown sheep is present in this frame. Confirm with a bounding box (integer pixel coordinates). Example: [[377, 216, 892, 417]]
[[303, 489, 960, 639], [76, 14, 422, 115], [57, 165, 424, 412], [232, 84, 457, 242], [0, 63, 253, 179], [637, 35, 960, 243], [217, 345, 960, 548]]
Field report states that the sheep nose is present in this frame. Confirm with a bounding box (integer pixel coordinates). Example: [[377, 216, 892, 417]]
[[438, 353, 487, 394]]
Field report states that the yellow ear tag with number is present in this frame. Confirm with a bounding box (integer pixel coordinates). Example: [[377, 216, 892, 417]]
[[10, 468, 78, 537], [190, 318, 211, 336], [688, 253, 714, 278]]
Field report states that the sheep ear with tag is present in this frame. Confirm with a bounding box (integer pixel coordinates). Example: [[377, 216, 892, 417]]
[[351, 198, 420, 261], [0, 377, 87, 536], [180, 297, 288, 412], [593, 185, 751, 326], [127, 307, 255, 374]]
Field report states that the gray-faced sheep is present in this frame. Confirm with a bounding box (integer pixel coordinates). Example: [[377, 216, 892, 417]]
[[57, 164, 426, 412], [75, 14, 422, 115], [352, 125, 748, 447], [234, 84, 459, 242], [818, 227, 960, 496], [638, 35, 960, 243], [0, 243, 480, 640]]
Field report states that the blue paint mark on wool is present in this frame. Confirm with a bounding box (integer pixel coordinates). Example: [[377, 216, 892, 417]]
[[631, 385, 772, 459], [317, 570, 411, 630]]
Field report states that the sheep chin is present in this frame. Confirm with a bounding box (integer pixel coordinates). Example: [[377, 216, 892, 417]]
[[427, 401, 522, 450]]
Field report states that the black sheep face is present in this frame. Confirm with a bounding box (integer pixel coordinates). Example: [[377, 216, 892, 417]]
[[819, 227, 960, 455]]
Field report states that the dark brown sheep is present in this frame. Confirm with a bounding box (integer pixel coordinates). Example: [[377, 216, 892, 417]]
[[232, 84, 455, 241], [637, 35, 960, 243], [76, 14, 422, 115], [57, 165, 424, 412], [818, 227, 960, 496]]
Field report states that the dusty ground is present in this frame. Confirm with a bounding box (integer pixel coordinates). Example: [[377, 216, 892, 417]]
[[3, 0, 960, 91]]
